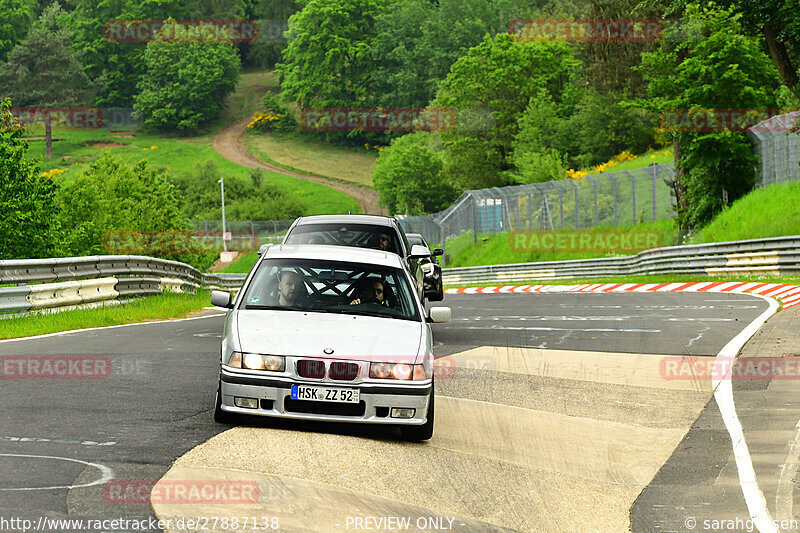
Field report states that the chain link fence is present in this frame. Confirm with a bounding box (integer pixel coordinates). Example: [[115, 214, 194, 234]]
[[395, 163, 675, 249], [747, 111, 800, 187], [190, 220, 294, 251]]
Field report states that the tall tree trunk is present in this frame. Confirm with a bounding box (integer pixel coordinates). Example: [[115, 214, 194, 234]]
[[763, 24, 800, 100], [44, 110, 52, 159], [672, 137, 688, 233]]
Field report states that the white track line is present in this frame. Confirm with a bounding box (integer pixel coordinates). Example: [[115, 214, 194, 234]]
[[712, 294, 780, 533], [0, 313, 226, 344]]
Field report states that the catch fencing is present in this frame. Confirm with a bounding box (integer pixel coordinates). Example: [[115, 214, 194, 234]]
[[396, 164, 675, 249], [747, 111, 800, 187]]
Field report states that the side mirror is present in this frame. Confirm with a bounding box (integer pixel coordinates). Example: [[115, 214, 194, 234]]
[[210, 290, 233, 309], [427, 307, 451, 323], [432, 248, 444, 257], [409, 244, 432, 259]]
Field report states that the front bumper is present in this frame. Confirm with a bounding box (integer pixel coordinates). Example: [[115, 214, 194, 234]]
[[219, 368, 432, 425]]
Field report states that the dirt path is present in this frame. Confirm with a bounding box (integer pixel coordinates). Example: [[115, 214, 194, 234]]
[[211, 117, 381, 214]]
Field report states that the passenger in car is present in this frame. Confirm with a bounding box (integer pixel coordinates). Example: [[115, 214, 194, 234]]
[[367, 232, 392, 251], [349, 278, 387, 306]]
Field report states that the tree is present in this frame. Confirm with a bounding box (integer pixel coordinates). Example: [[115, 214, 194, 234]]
[[0, 0, 37, 62], [0, 99, 59, 259], [431, 33, 580, 190], [66, 0, 185, 107], [133, 21, 240, 132], [276, 0, 394, 109], [244, 0, 300, 68], [372, 132, 457, 215], [637, 3, 780, 231], [652, 0, 800, 99], [371, 0, 518, 109], [0, 3, 94, 157]]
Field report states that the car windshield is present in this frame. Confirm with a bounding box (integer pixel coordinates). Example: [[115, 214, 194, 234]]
[[284, 223, 401, 255], [406, 235, 426, 248], [240, 258, 420, 321]]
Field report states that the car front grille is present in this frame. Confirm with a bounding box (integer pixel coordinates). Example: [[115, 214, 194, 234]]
[[297, 359, 325, 379], [329, 362, 359, 381]]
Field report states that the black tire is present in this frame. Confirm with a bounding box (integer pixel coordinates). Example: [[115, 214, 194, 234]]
[[213, 381, 237, 424], [400, 388, 434, 441]]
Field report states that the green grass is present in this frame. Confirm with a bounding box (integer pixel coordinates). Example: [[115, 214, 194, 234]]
[[0, 290, 213, 340], [219, 252, 259, 273], [24, 128, 359, 215], [690, 181, 800, 244], [442, 219, 679, 268], [245, 131, 377, 187]]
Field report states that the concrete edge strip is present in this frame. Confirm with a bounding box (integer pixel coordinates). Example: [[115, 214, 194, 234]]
[[445, 282, 800, 311]]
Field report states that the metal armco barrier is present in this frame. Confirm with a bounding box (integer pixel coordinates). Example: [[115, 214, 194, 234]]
[[0, 255, 248, 315], [442, 236, 800, 285]]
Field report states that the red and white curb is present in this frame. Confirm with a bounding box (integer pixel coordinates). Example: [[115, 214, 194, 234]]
[[446, 281, 800, 310]]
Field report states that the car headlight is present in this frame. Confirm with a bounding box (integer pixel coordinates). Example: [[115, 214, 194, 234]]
[[228, 352, 285, 372], [370, 362, 430, 380]]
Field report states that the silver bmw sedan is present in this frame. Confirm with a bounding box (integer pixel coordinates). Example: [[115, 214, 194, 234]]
[[210, 244, 451, 441]]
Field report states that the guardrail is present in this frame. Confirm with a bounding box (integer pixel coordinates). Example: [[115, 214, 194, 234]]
[[442, 236, 800, 285], [0, 255, 248, 315]]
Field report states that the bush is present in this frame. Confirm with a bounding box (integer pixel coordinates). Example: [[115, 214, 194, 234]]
[[170, 163, 304, 221], [373, 132, 457, 215], [247, 93, 297, 132], [0, 99, 59, 259], [57, 152, 213, 269]]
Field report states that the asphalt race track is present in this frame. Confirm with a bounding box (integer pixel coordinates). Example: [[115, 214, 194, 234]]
[[0, 291, 787, 532]]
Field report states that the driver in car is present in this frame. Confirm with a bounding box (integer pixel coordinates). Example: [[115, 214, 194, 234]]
[[349, 278, 387, 306], [274, 270, 309, 307]]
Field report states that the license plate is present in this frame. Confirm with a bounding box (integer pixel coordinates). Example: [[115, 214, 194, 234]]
[[291, 385, 360, 403]]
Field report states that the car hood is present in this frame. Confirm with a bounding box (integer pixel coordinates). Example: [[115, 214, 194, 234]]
[[235, 310, 425, 363]]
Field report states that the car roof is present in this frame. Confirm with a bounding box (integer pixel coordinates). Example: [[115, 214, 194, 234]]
[[262, 244, 404, 269], [292, 214, 395, 228], [406, 233, 425, 240]]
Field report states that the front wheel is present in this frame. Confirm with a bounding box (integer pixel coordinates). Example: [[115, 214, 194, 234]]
[[400, 389, 434, 441], [213, 381, 237, 424]]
